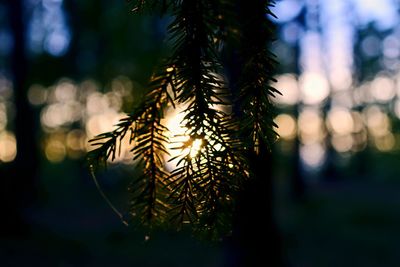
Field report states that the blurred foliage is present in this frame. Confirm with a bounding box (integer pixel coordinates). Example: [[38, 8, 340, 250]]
[[25, 0, 169, 87]]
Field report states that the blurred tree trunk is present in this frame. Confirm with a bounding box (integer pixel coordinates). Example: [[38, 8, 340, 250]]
[[223, 1, 284, 266], [292, 108, 305, 201], [0, 0, 39, 237], [227, 148, 284, 267]]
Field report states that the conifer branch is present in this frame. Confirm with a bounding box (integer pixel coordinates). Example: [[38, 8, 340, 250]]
[[88, 67, 175, 225], [128, 0, 178, 13], [129, 68, 174, 224], [235, 0, 280, 153], [87, 115, 136, 170], [165, 0, 246, 234], [88, 0, 279, 239]]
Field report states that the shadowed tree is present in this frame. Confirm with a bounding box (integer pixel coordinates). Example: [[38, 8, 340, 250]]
[[224, 1, 284, 266], [0, 0, 39, 237]]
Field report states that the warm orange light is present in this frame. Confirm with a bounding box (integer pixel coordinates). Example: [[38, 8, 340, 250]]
[[374, 133, 395, 152], [364, 106, 391, 137], [327, 107, 354, 135], [0, 131, 17, 162], [274, 114, 297, 140], [190, 139, 203, 158], [331, 134, 353, 153], [298, 108, 325, 144], [45, 135, 66, 163]]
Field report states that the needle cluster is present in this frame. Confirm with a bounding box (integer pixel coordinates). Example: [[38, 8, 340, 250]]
[[88, 0, 279, 238]]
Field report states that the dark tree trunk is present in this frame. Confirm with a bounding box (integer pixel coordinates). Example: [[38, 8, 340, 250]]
[[223, 0, 284, 266], [291, 127, 306, 201], [227, 148, 284, 267], [0, 0, 39, 237]]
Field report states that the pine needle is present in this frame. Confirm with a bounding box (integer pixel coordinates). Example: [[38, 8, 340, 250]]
[[89, 165, 129, 226]]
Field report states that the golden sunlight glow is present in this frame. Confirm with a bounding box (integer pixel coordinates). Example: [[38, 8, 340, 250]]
[[327, 107, 354, 135], [331, 134, 353, 153], [45, 134, 66, 163], [364, 106, 391, 137], [190, 139, 203, 158], [374, 133, 396, 152], [274, 114, 297, 140], [0, 131, 17, 162], [163, 108, 189, 168], [163, 106, 219, 168], [113, 132, 133, 163], [66, 129, 87, 159], [298, 108, 325, 144]]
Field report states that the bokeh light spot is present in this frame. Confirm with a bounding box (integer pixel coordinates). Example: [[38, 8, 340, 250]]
[[275, 114, 297, 140], [299, 72, 330, 105], [28, 84, 48, 106], [300, 143, 326, 171], [370, 75, 396, 103], [273, 74, 299, 106], [0, 131, 17, 162], [298, 108, 325, 144], [364, 106, 391, 137], [327, 107, 354, 135], [374, 133, 395, 152], [331, 135, 353, 153]]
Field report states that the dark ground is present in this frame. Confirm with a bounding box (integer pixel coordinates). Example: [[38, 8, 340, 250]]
[[1, 150, 400, 267]]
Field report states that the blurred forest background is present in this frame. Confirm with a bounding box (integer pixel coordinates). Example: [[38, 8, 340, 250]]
[[1, 0, 400, 266]]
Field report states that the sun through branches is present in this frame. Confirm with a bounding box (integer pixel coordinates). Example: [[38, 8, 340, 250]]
[[88, 0, 279, 238]]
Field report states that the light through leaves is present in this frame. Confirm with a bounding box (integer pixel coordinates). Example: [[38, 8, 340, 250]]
[[163, 106, 225, 170]]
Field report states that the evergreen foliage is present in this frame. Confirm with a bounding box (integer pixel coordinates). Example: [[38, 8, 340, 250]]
[[88, 0, 279, 238]]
